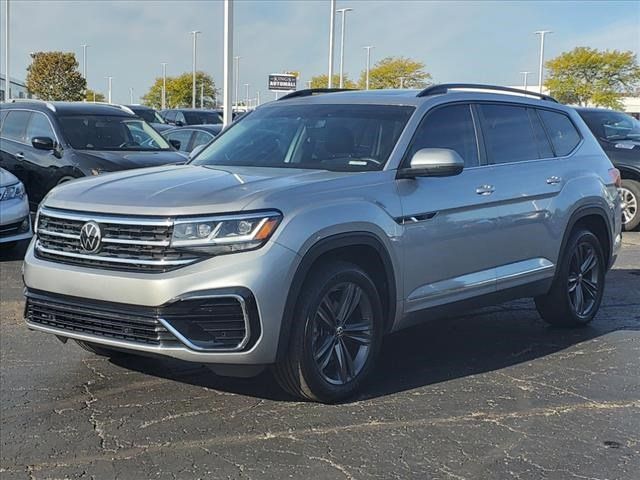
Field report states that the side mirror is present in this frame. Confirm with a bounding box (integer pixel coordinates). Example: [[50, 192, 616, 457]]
[[397, 148, 464, 179], [32, 136, 56, 151], [189, 144, 206, 159], [169, 139, 181, 150], [174, 120, 184, 127]]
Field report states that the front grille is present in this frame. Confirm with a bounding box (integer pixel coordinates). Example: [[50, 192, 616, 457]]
[[26, 293, 178, 346], [0, 220, 24, 237], [35, 207, 200, 272]]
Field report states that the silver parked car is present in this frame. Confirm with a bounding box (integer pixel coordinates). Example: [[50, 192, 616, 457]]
[[0, 167, 32, 248], [23, 85, 622, 402]]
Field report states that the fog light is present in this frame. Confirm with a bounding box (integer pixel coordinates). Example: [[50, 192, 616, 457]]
[[19, 217, 30, 232]]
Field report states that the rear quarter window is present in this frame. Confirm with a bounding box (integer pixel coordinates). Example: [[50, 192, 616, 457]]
[[538, 109, 581, 157], [1, 110, 31, 143]]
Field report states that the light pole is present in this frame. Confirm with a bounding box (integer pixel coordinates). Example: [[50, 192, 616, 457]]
[[190, 30, 201, 108], [129, 87, 134, 104], [399, 76, 405, 89], [200, 83, 204, 108], [535, 30, 552, 94], [256, 90, 260, 106], [244, 83, 249, 110], [161, 63, 168, 110], [336, 8, 353, 89], [81, 44, 89, 81], [363, 46, 373, 90], [327, 0, 336, 88], [106, 76, 113, 103], [306, 80, 312, 89], [520, 71, 530, 91], [4, 0, 10, 100], [233, 56, 240, 109], [222, 0, 233, 126]]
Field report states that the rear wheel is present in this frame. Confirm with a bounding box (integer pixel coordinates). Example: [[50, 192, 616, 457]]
[[535, 229, 605, 327], [620, 179, 640, 231], [274, 261, 383, 403]]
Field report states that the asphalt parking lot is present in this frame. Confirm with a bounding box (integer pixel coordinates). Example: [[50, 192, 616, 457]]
[[1, 234, 639, 480]]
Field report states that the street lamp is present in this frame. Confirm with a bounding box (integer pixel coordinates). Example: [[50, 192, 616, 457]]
[[336, 7, 353, 89], [234, 56, 240, 109], [129, 87, 134, 104], [106, 76, 113, 103], [535, 30, 552, 94], [327, 0, 336, 88], [81, 44, 89, 81], [200, 83, 204, 108], [161, 62, 168, 110], [222, 0, 233, 126], [190, 30, 201, 108], [244, 83, 249, 110], [363, 46, 374, 90], [520, 71, 530, 92], [4, 0, 10, 100], [399, 76, 405, 89]]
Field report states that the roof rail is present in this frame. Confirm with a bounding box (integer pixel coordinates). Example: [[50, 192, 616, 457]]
[[90, 102, 136, 115], [416, 83, 558, 103], [8, 98, 57, 111], [277, 88, 357, 101]]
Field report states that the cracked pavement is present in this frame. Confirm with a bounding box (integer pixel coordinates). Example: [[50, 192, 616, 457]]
[[1, 234, 639, 479]]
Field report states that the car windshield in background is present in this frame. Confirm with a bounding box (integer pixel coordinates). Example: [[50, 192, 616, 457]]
[[58, 115, 172, 151], [132, 108, 165, 124], [191, 104, 414, 172], [580, 111, 640, 141], [184, 111, 223, 125]]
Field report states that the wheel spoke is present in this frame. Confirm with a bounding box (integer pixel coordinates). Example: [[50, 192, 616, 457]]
[[580, 249, 596, 275], [343, 321, 372, 345], [314, 336, 335, 370], [582, 278, 598, 299], [574, 284, 584, 314], [336, 283, 361, 326], [317, 297, 337, 329], [568, 274, 579, 292], [334, 342, 348, 383], [339, 339, 356, 380]]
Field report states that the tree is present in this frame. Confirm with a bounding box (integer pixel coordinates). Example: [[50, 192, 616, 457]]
[[545, 47, 640, 109], [141, 72, 218, 109], [309, 74, 356, 89], [85, 89, 105, 102], [26, 51, 86, 101], [360, 56, 431, 89]]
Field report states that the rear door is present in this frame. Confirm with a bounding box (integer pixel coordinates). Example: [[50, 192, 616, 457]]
[[0, 110, 32, 186]]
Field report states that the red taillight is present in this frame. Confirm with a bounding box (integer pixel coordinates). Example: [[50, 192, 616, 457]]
[[609, 168, 622, 188]]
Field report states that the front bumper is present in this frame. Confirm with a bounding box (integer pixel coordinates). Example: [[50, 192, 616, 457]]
[[23, 240, 299, 364], [0, 196, 32, 244]]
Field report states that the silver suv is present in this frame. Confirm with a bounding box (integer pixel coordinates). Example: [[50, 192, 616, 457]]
[[23, 85, 622, 402]]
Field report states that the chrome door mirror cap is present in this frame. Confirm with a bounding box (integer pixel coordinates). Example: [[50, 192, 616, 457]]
[[397, 148, 465, 179]]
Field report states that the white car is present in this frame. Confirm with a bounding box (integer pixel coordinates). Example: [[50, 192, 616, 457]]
[[0, 168, 32, 248]]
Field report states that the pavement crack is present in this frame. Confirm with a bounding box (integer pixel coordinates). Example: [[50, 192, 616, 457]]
[[139, 409, 220, 429], [82, 381, 117, 453], [308, 455, 356, 480]]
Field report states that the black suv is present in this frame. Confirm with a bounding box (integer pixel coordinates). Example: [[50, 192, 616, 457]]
[[576, 108, 640, 230], [0, 101, 186, 209], [126, 104, 172, 133], [160, 108, 223, 126]]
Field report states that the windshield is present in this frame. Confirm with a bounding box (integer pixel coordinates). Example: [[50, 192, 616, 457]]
[[59, 115, 172, 151], [132, 108, 165, 124], [580, 111, 640, 141], [184, 111, 223, 125], [192, 104, 414, 172]]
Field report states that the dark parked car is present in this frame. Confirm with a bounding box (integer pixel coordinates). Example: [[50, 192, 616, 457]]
[[160, 108, 223, 126], [163, 124, 222, 154], [0, 100, 186, 209], [126, 104, 172, 133], [576, 108, 640, 230]]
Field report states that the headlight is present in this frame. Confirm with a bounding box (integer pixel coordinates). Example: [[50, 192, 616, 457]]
[[171, 211, 282, 254], [0, 182, 26, 201]]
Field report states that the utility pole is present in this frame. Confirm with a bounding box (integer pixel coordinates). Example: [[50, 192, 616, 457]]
[[190, 30, 201, 108], [161, 62, 168, 109], [222, 0, 234, 126], [336, 8, 353, 88], [363, 46, 373, 90], [4, 0, 10, 100], [520, 71, 530, 92], [327, 0, 336, 88], [535, 30, 552, 94]]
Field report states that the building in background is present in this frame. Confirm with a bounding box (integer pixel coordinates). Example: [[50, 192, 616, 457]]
[[0, 74, 32, 102]]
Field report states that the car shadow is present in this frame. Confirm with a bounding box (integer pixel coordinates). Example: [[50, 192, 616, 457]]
[[0, 239, 29, 262], [108, 267, 640, 403]]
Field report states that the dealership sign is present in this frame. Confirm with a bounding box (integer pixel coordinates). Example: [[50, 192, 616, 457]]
[[269, 74, 297, 92]]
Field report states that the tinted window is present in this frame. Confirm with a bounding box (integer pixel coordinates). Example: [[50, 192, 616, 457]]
[[408, 104, 479, 167], [479, 104, 539, 164], [538, 110, 581, 156], [528, 109, 554, 158], [26, 112, 55, 143], [578, 110, 640, 141], [176, 112, 186, 124], [192, 130, 214, 148], [1, 110, 31, 143], [165, 129, 193, 152], [0, 110, 7, 130], [164, 111, 176, 122], [184, 111, 222, 125]]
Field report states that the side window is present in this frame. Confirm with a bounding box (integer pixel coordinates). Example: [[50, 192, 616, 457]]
[[26, 112, 55, 143], [408, 104, 479, 167], [176, 112, 186, 124], [538, 110, 581, 157], [478, 104, 539, 164], [164, 111, 176, 123], [0, 110, 7, 131], [166, 129, 192, 152], [1, 110, 31, 143], [528, 109, 554, 159], [192, 131, 214, 148]]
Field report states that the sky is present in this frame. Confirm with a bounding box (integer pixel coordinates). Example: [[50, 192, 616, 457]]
[[1, 0, 638, 104]]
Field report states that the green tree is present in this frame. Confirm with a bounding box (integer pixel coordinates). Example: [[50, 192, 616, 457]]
[[85, 89, 105, 102], [545, 47, 640, 109], [360, 56, 431, 89], [142, 72, 218, 109], [309, 74, 356, 89], [26, 51, 86, 101]]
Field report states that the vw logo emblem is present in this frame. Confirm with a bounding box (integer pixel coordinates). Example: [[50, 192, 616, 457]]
[[79, 221, 102, 253]]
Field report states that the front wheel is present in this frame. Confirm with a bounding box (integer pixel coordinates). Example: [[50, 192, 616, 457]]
[[535, 229, 605, 327], [274, 261, 383, 403], [620, 179, 640, 231]]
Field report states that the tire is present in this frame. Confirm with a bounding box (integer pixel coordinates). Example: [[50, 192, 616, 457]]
[[620, 179, 640, 231], [535, 229, 605, 327], [273, 261, 383, 403], [57, 175, 79, 186], [75, 340, 129, 358]]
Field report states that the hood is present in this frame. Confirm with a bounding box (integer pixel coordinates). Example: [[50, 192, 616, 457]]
[[0, 168, 20, 187], [44, 164, 350, 216], [75, 149, 186, 171]]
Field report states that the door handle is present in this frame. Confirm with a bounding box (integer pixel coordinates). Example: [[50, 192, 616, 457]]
[[546, 176, 562, 185], [476, 185, 495, 195], [15, 153, 25, 160]]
